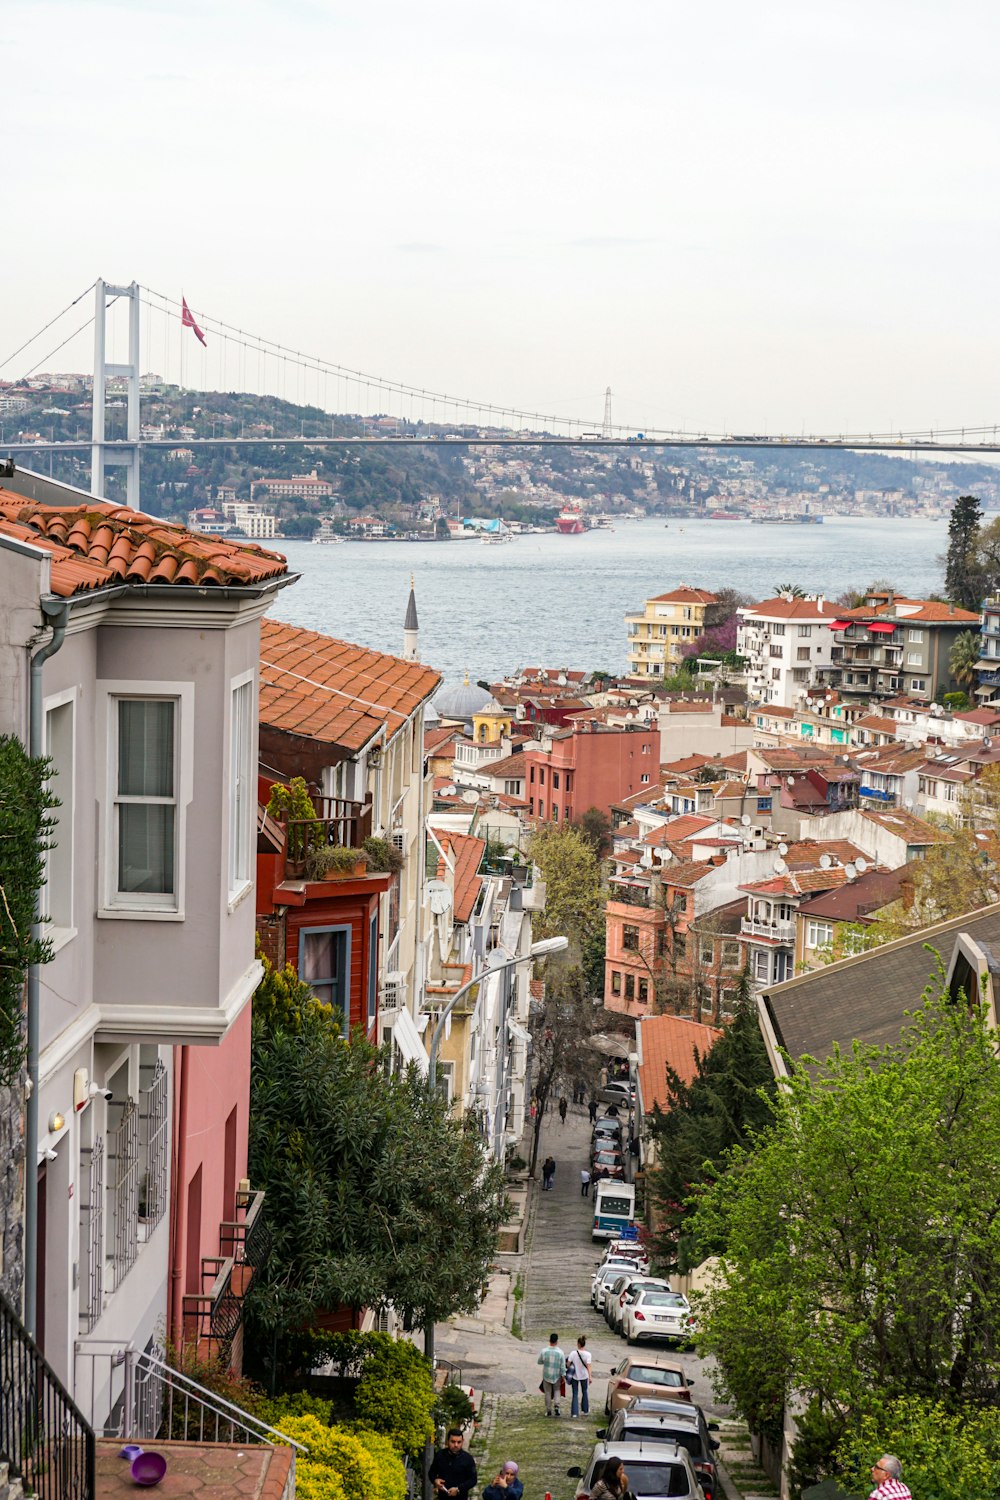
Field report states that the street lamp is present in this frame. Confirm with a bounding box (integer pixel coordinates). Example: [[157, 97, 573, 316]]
[[423, 934, 567, 1367]]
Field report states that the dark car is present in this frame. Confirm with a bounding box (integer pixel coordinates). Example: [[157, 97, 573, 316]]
[[599, 1401, 721, 1498], [593, 1119, 624, 1145], [592, 1150, 626, 1180]]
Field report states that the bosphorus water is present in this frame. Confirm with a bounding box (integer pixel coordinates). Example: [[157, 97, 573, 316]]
[[270, 516, 948, 685]]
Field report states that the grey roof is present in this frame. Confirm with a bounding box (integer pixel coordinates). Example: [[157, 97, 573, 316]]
[[404, 582, 418, 631], [433, 678, 492, 721], [761, 900, 1000, 1066]]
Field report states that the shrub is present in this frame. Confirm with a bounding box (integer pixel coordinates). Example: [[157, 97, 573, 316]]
[[354, 1341, 435, 1458], [835, 1395, 1000, 1500], [261, 1391, 336, 1427], [434, 1383, 474, 1430], [275, 1416, 377, 1500], [305, 845, 365, 879], [363, 835, 404, 874], [352, 1428, 408, 1500]]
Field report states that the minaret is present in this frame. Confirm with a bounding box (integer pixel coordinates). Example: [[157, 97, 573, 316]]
[[403, 574, 419, 660]]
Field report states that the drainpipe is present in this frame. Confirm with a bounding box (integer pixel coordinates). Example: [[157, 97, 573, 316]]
[[24, 597, 70, 1339]]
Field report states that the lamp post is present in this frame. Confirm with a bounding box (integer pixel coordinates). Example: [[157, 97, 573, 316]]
[[424, 934, 567, 1368]]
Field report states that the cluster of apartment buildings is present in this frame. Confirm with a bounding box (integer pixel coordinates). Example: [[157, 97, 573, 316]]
[[0, 470, 548, 1449]]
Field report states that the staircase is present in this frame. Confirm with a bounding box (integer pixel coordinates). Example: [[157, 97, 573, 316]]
[[0, 1289, 95, 1500]]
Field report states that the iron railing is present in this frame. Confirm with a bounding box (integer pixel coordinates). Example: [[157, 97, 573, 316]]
[[107, 1096, 139, 1291], [0, 1288, 95, 1500], [184, 1191, 268, 1363], [139, 1059, 168, 1234], [78, 1137, 104, 1333], [280, 795, 374, 875]]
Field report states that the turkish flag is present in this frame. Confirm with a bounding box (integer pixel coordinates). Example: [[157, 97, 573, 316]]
[[181, 296, 207, 346]]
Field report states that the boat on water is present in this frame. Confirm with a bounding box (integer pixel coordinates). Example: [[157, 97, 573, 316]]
[[556, 503, 587, 534], [313, 521, 345, 544], [750, 513, 824, 525]]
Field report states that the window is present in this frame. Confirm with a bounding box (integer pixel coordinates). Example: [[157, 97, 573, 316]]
[[529, 797, 534, 814], [367, 912, 378, 1030], [44, 693, 75, 936], [114, 698, 177, 907], [638, 978, 649, 1004], [908, 628, 924, 643], [538, 801, 545, 817], [622, 924, 640, 951], [504, 779, 520, 796], [674, 931, 686, 957], [564, 772, 572, 792], [906, 653, 922, 666], [753, 949, 770, 982], [920, 777, 938, 797], [797, 625, 813, 638], [771, 623, 786, 636], [910, 678, 926, 692], [796, 648, 811, 662], [722, 940, 741, 967], [530, 765, 535, 784], [683, 607, 692, 620], [229, 676, 253, 898], [300, 925, 352, 1035], [640, 773, 650, 784], [699, 940, 714, 966], [806, 919, 833, 949], [539, 768, 545, 786], [624, 974, 635, 1001], [657, 929, 669, 956], [552, 804, 559, 822], [553, 771, 560, 790], [611, 970, 622, 996], [771, 668, 781, 681]]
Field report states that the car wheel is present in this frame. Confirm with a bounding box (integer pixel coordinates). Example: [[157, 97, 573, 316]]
[[626, 1332, 635, 1346]]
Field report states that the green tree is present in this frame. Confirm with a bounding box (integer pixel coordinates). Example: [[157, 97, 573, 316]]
[[944, 493, 984, 610], [573, 805, 612, 859], [528, 822, 603, 954], [247, 963, 506, 1380], [772, 582, 805, 598], [646, 972, 774, 1273], [0, 736, 58, 1084], [696, 991, 1000, 1444], [526, 963, 595, 1175], [950, 629, 981, 695]]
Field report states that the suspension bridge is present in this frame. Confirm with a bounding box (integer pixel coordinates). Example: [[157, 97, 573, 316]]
[[2, 279, 1000, 508]]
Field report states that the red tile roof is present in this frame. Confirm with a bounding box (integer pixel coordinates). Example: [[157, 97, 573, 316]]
[[260, 619, 441, 752], [441, 831, 486, 923], [637, 1013, 722, 1112], [647, 586, 719, 606], [841, 598, 980, 624], [0, 491, 289, 597], [742, 596, 842, 620]]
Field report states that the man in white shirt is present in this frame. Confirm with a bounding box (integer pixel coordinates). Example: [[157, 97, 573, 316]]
[[566, 1335, 592, 1416], [580, 1167, 591, 1198]]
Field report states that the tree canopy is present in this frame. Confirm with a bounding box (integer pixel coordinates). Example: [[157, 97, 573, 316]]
[[696, 989, 1000, 1444], [247, 959, 506, 1370], [944, 493, 984, 610], [528, 822, 604, 954]]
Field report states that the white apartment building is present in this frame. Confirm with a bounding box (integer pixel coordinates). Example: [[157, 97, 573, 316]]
[[738, 595, 843, 708]]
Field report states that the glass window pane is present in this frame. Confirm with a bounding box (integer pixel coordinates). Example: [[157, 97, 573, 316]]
[[119, 701, 174, 797], [301, 931, 336, 983], [118, 805, 175, 893]]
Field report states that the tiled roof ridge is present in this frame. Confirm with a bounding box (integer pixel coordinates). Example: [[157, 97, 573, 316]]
[[260, 620, 440, 723]]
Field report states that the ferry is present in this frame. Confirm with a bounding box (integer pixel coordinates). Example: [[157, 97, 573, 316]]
[[313, 519, 344, 544]]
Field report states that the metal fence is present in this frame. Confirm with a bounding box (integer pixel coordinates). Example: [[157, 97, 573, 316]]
[[0, 1289, 95, 1500]]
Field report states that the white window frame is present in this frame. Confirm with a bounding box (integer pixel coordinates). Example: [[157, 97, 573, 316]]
[[98, 681, 194, 921], [908, 629, 924, 643], [228, 670, 255, 904], [43, 687, 78, 950], [906, 652, 922, 666], [806, 919, 834, 949]]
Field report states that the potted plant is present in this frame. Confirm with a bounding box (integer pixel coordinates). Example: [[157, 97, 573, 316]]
[[266, 777, 323, 873], [362, 835, 405, 874], [305, 845, 369, 881]]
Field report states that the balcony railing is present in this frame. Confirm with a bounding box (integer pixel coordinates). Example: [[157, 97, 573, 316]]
[[741, 916, 796, 942], [280, 796, 374, 877], [1, 1288, 95, 1500], [183, 1191, 268, 1365]]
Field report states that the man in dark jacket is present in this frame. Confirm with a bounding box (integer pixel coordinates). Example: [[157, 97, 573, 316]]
[[430, 1429, 478, 1500]]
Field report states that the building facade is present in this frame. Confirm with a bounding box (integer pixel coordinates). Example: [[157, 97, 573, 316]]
[[737, 595, 843, 707], [525, 721, 659, 823], [625, 586, 718, 678], [832, 592, 980, 703]]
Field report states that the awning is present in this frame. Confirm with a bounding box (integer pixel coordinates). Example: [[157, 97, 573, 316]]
[[868, 621, 896, 634], [390, 1006, 429, 1075], [828, 620, 851, 630]]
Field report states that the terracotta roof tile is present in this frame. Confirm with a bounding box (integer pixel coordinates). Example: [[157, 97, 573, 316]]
[[260, 619, 441, 752], [840, 598, 980, 624], [647, 587, 719, 605], [0, 490, 288, 596], [637, 1013, 722, 1112], [441, 831, 486, 923], [742, 596, 843, 620]]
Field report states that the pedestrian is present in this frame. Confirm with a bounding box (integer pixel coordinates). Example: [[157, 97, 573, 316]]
[[482, 1463, 523, 1500], [589, 1456, 628, 1500], [566, 1335, 592, 1417], [580, 1167, 591, 1198], [529, 1096, 537, 1122], [558, 1096, 568, 1124], [588, 1097, 598, 1124], [542, 1155, 556, 1190], [537, 1332, 566, 1417], [869, 1456, 911, 1499], [429, 1429, 478, 1500]]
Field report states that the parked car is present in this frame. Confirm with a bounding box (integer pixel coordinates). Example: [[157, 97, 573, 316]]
[[593, 1118, 624, 1142], [592, 1261, 638, 1311], [608, 1275, 670, 1333], [602, 1237, 649, 1272], [623, 1288, 696, 1346], [605, 1356, 695, 1414], [598, 1080, 636, 1109], [592, 1150, 626, 1180], [599, 1404, 721, 1500], [567, 1439, 704, 1499]]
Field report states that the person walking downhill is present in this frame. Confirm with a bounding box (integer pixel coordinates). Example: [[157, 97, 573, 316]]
[[566, 1335, 592, 1417], [558, 1096, 568, 1124], [869, 1455, 911, 1499], [542, 1155, 556, 1190], [588, 1097, 598, 1124], [580, 1166, 591, 1198], [537, 1332, 567, 1417]]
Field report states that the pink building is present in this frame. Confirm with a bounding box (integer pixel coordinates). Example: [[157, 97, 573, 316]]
[[526, 721, 659, 825]]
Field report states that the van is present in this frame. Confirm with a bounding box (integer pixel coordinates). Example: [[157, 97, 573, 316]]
[[593, 1180, 636, 1241]]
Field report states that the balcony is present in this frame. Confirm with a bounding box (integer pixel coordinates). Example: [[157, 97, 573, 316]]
[[278, 796, 374, 879], [182, 1190, 268, 1366], [741, 915, 795, 942]]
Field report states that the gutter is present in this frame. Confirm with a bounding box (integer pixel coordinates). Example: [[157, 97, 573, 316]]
[[24, 595, 70, 1339]]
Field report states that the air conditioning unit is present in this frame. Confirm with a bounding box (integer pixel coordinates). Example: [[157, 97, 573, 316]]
[[380, 971, 407, 1010], [390, 829, 406, 854]]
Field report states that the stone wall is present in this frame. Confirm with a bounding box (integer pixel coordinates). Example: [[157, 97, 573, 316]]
[[0, 1074, 25, 1311]]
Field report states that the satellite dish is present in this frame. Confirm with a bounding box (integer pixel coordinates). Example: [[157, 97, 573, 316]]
[[786, 775, 796, 786], [819, 853, 832, 869], [442, 783, 456, 796], [904, 797, 914, 809], [740, 814, 752, 827], [426, 880, 453, 915], [774, 858, 787, 874], [558, 673, 568, 686], [985, 737, 993, 749], [659, 848, 673, 862], [841, 754, 851, 763], [778, 842, 789, 856], [845, 862, 857, 880], [931, 702, 942, 713], [461, 789, 479, 804], [855, 856, 868, 874]]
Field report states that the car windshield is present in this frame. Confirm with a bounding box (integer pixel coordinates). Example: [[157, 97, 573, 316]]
[[615, 1461, 690, 1496], [631, 1367, 684, 1386], [598, 1195, 632, 1216], [642, 1294, 687, 1308]]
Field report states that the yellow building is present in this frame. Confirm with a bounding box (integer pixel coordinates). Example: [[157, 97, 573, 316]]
[[472, 696, 514, 744], [626, 586, 719, 678]]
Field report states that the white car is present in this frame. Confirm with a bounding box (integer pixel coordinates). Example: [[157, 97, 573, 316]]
[[592, 1261, 639, 1311], [623, 1288, 696, 1346], [609, 1275, 670, 1334]]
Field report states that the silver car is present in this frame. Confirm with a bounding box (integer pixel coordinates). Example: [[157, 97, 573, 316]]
[[567, 1439, 704, 1499]]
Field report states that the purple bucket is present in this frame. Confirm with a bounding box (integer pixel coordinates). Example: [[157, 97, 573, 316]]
[[131, 1451, 167, 1487], [120, 1445, 143, 1462]]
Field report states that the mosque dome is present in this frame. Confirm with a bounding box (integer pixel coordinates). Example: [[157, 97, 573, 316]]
[[434, 674, 493, 722]]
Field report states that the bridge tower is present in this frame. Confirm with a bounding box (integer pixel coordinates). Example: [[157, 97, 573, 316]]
[[91, 278, 141, 506], [602, 385, 613, 440]]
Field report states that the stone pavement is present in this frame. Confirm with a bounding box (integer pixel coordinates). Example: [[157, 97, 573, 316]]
[[430, 1103, 772, 1498]]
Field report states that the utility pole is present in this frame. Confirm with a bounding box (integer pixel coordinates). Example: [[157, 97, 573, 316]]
[[92, 279, 141, 506]]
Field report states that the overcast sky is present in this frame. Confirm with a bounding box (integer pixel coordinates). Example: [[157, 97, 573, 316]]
[[6, 0, 999, 436]]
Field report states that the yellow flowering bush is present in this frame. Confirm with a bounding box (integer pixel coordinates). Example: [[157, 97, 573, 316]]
[[837, 1396, 1000, 1500], [275, 1415, 378, 1500]]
